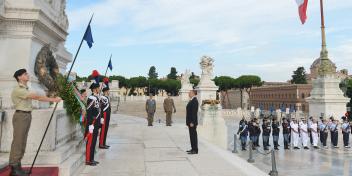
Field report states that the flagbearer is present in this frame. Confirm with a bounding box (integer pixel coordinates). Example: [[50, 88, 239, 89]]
[[85, 71, 101, 166], [99, 78, 111, 149]]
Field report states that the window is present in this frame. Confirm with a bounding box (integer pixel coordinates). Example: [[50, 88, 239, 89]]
[[301, 93, 305, 99]]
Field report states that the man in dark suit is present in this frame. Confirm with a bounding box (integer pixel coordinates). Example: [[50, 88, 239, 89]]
[[186, 90, 199, 154]]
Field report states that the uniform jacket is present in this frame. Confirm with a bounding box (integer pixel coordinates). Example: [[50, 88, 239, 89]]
[[163, 97, 176, 112], [146, 99, 156, 114]]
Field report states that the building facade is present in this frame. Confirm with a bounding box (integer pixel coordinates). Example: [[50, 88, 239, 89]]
[[250, 84, 312, 113]]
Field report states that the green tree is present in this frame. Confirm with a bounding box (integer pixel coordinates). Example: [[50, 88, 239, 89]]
[[236, 75, 263, 109], [167, 67, 178, 80], [160, 79, 181, 96], [291, 66, 307, 84], [214, 76, 237, 108], [148, 66, 158, 79], [128, 76, 147, 96], [189, 72, 199, 87], [76, 76, 88, 82]]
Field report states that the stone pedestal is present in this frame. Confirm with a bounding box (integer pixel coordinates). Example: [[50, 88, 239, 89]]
[[306, 75, 350, 119], [198, 105, 227, 149]]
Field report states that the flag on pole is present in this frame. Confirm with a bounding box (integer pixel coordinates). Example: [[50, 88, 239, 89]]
[[83, 24, 94, 48], [108, 58, 113, 71], [295, 0, 308, 24]]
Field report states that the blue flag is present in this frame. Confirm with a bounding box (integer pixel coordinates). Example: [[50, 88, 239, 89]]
[[83, 24, 94, 48], [108, 59, 113, 71]]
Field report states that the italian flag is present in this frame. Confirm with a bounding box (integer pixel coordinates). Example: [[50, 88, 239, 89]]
[[295, 0, 308, 24]]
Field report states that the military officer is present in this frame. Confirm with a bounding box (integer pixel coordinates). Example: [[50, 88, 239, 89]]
[[329, 118, 339, 148], [99, 78, 111, 149], [85, 82, 101, 166], [237, 117, 249, 151], [290, 118, 300, 149], [146, 94, 156, 126], [341, 116, 350, 148], [300, 119, 309, 149], [262, 118, 271, 150], [272, 118, 280, 150], [282, 118, 290, 150], [319, 119, 329, 149], [163, 93, 176, 126]]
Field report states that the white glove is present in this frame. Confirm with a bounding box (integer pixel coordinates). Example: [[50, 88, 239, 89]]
[[101, 118, 104, 124], [89, 125, 94, 133]]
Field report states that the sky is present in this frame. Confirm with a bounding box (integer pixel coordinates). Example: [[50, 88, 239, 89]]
[[65, 0, 352, 82]]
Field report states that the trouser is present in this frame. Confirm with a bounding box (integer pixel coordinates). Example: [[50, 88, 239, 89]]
[[165, 112, 172, 126], [99, 110, 111, 146], [240, 136, 248, 149], [249, 136, 256, 148], [343, 132, 349, 147], [283, 133, 290, 148], [188, 126, 198, 152], [331, 131, 338, 147], [262, 135, 269, 149], [147, 113, 154, 126], [320, 132, 328, 146], [292, 132, 300, 147], [309, 130, 313, 145], [9, 111, 32, 166], [312, 132, 319, 147], [273, 135, 279, 148], [301, 132, 309, 147], [86, 122, 99, 162], [256, 134, 260, 146]]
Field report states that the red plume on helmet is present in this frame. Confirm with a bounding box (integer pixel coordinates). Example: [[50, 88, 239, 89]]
[[91, 70, 100, 84], [103, 77, 109, 84]]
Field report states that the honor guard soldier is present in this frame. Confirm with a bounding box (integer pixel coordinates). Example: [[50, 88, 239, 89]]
[[300, 119, 309, 149], [248, 119, 256, 149], [85, 78, 101, 166], [282, 118, 290, 150], [237, 117, 249, 151], [254, 118, 261, 147], [272, 118, 280, 150], [290, 118, 300, 149], [341, 116, 351, 148], [319, 119, 329, 149], [329, 118, 339, 148], [99, 78, 111, 149], [311, 118, 319, 149], [262, 118, 271, 150]]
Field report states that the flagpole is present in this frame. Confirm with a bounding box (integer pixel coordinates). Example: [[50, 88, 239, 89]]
[[99, 54, 113, 94], [29, 14, 94, 175], [319, 0, 327, 55]]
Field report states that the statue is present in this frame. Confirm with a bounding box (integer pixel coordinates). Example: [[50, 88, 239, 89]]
[[200, 56, 214, 76], [181, 69, 191, 85]]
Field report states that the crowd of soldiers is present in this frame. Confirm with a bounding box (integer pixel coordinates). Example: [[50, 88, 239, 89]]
[[237, 115, 351, 151]]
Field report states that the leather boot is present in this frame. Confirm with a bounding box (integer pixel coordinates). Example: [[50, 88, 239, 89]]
[[10, 164, 28, 176]]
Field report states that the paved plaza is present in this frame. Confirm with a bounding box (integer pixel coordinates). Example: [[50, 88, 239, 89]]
[[78, 114, 266, 176]]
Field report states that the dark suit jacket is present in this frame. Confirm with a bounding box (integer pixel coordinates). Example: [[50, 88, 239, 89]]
[[186, 97, 199, 126]]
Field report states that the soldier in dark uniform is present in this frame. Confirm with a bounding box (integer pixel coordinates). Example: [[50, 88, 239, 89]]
[[282, 118, 290, 150], [319, 119, 329, 149], [254, 118, 261, 147], [99, 78, 111, 149], [272, 118, 280, 150], [85, 82, 101, 166], [248, 119, 256, 150], [330, 118, 339, 148], [342, 116, 351, 148], [262, 119, 271, 150], [237, 117, 249, 151]]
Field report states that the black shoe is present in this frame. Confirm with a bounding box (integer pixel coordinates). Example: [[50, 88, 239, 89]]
[[85, 161, 97, 166], [92, 160, 100, 164], [105, 145, 111, 148], [99, 146, 109, 149], [304, 147, 309, 150], [264, 148, 269, 151], [294, 147, 300, 149], [186, 149, 193, 153], [284, 147, 289, 150], [10, 165, 29, 176], [274, 147, 279, 150], [314, 146, 319, 149], [188, 151, 198, 154]]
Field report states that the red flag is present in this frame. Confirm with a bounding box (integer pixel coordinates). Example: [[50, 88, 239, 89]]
[[295, 0, 308, 24]]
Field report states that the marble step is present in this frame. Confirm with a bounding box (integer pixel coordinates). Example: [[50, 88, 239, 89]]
[[59, 153, 85, 176]]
